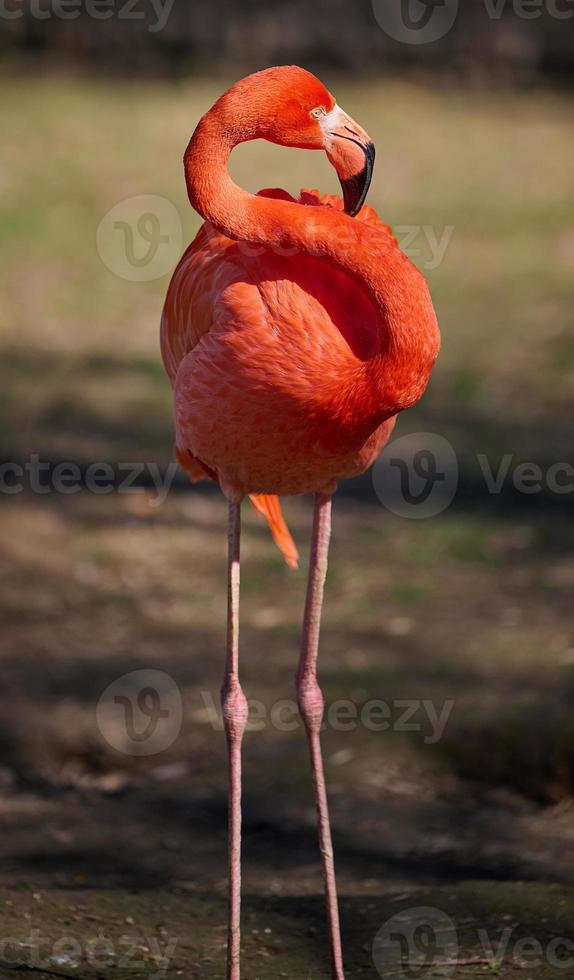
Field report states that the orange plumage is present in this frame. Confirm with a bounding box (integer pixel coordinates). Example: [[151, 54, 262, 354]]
[[160, 67, 440, 566]]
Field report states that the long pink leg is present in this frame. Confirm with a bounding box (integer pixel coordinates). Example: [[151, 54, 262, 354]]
[[221, 498, 248, 980], [296, 493, 345, 980]]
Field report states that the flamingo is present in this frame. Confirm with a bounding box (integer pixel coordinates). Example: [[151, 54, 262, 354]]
[[160, 65, 440, 980]]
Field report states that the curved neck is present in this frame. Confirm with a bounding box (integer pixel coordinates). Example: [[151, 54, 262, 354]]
[[184, 100, 440, 421]]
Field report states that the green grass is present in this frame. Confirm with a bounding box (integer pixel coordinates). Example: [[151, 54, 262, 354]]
[[0, 77, 573, 462]]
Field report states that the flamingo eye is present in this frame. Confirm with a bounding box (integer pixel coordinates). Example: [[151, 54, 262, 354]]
[[310, 106, 326, 119]]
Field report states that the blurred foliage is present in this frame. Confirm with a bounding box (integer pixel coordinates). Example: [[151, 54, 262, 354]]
[[0, 0, 573, 82]]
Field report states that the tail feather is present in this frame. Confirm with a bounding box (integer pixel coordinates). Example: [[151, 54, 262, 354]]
[[249, 494, 299, 570]]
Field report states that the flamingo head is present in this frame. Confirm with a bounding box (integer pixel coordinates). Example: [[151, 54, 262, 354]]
[[228, 67, 376, 217]]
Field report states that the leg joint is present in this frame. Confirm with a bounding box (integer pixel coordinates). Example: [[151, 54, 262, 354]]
[[221, 680, 249, 742], [296, 675, 324, 732]]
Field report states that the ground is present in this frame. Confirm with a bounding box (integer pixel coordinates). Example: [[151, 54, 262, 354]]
[[0, 76, 573, 977]]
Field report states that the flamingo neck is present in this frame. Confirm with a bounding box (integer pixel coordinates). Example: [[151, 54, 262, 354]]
[[184, 102, 440, 424]]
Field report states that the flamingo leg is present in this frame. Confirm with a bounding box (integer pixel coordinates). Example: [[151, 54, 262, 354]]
[[221, 498, 248, 980], [296, 493, 345, 980]]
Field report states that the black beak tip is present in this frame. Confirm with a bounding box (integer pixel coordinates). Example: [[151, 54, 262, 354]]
[[341, 141, 375, 217]]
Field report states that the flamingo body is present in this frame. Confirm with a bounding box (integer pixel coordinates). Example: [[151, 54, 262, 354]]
[[161, 189, 399, 498]]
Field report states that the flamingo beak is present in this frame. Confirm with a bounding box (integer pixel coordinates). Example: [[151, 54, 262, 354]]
[[339, 140, 375, 217], [322, 106, 375, 217]]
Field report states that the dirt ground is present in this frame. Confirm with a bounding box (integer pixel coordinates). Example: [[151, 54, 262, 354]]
[[1, 491, 574, 979]]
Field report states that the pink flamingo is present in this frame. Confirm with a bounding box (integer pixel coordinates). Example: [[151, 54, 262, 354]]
[[161, 65, 440, 979]]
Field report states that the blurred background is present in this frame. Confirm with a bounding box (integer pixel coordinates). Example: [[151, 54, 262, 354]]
[[0, 1, 573, 977]]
